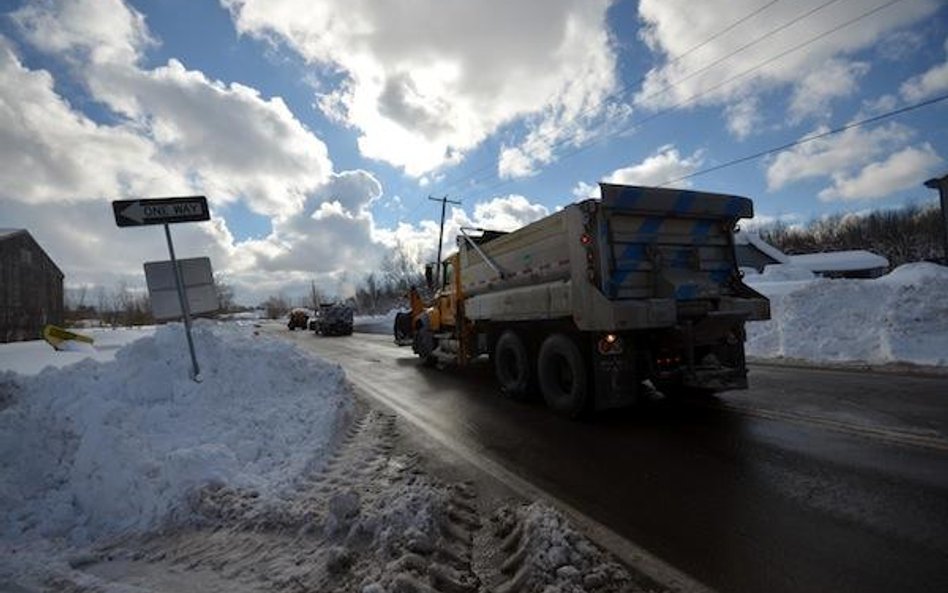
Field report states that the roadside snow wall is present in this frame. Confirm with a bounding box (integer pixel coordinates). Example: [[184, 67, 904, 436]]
[[745, 263, 948, 367], [0, 323, 352, 546]]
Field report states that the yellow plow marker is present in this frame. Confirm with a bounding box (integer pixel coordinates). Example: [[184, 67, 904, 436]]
[[42, 325, 95, 351]]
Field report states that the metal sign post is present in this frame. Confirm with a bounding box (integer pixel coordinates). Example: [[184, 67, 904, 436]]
[[163, 223, 201, 380], [924, 174, 948, 264], [112, 196, 211, 382]]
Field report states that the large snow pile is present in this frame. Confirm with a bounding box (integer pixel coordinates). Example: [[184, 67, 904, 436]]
[[745, 263, 948, 367], [0, 323, 352, 551]]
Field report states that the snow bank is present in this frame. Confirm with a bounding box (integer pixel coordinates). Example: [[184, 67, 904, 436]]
[[746, 263, 948, 367], [490, 503, 631, 593], [0, 322, 352, 548], [353, 310, 399, 335]]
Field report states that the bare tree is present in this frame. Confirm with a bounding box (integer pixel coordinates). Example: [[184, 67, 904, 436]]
[[214, 273, 236, 312], [381, 243, 424, 293], [759, 202, 944, 267], [262, 294, 291, 319]]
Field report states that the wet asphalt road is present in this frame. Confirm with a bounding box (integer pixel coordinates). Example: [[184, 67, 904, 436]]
[[275, 327, 948, 593]]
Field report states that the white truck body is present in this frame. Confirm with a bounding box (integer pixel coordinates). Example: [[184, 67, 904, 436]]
[[460, 184, 768, 328]]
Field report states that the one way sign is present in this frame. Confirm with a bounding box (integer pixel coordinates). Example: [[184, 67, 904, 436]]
[[112, 196, 210, 227]]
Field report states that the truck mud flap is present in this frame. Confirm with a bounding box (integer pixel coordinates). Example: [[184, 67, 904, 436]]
[[593, 355, 640, 410], [687, 311, 747, 345]]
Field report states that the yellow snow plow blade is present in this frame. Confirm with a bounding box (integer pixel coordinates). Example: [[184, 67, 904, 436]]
[[43, 325, 94, 351]]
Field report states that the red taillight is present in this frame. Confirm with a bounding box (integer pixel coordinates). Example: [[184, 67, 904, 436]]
[[580, 233, 592, 245]]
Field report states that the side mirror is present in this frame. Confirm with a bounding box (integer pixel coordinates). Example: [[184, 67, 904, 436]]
[[424, 263, 433, 289]]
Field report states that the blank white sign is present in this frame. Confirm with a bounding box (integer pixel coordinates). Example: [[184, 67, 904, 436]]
[[144, 257, 218, 320]]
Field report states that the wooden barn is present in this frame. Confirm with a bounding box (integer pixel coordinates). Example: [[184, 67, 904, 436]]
[[0, 229, 64, 343]]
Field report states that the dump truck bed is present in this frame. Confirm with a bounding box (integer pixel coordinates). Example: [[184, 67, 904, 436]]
[[460, 184, 769, 330]]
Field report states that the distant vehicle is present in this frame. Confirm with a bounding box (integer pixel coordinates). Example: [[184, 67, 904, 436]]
[[394, 183, 770, 417], [287, 309, 309, 331], [314, 303, 354, 336]]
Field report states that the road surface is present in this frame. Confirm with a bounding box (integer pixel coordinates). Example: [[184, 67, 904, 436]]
[[272, 327, 948, 593]]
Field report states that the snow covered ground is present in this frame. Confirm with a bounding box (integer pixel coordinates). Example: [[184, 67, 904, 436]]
[[744, 262, 948, 368], [0, 323, 637, 593], [1, 263, 945, 591], [0, 326, 156, 375]]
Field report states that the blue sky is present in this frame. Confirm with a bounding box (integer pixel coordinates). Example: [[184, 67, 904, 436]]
[[1, 0, 946, 303]]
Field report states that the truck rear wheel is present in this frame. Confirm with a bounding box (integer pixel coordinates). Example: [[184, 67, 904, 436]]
[[538, 334, 588, 418], [413, 326, 437, 366], [394, 312, 410, 341], [494, 330, 531, 399]]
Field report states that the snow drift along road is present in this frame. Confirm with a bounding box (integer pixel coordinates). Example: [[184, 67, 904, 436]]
[[0, 323, 352, 547], [745, 262, 948, 367]]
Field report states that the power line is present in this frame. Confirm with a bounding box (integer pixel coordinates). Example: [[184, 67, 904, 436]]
[[658, 92, 948, 186], [464, 0, 907, 202], [632, 0, 845, 111], [428, 0, 785, 198], [466, 0, 903, 199]]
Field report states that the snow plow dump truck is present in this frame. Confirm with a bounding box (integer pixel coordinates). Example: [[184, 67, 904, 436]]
[[394, 183, 770, 417]]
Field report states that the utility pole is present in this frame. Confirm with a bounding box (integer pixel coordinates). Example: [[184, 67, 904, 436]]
[[924, 173, 948, 264], [429, 195, 462, 286]]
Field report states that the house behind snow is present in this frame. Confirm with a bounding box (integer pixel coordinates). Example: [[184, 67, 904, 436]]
[[0, 229, 64, 343], [734, 231, 889, 278]]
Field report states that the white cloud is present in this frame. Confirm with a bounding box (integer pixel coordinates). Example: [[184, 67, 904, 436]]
[[789, 59, 870, 122], [469, 195, 549, 232], [14, 1, 332, 219], [818, 144, 943, 201], [573, 146, 705, 198], [12, 0, 152, 65], [877, 30, 926, 62], [2, 1, 374, 304], [635, 0, 939, 133], [741, 213, 804, 231], [572, 182, 600, 200], [766, 123, 914, 190], [0, 40, 183, 204], [374, 194, 551, 274], [900, 38, 948, 102], [2, 4, 555, 305], [0, 193, 240, 293], [766, 120, 943, 202], [609, 146, 704, 186], [222, 0, 620, 177], [860, 93, 898, 116], [725, 97, 762, 139]]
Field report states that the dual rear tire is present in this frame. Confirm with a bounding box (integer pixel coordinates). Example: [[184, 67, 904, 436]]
[[537, 334, 588, 418], [493, 331, 531, 399], [493, 330, 588, 418]]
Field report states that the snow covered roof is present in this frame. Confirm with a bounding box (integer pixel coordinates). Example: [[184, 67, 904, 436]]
[[788, 250, 889, 273], [735, 231, 888, 274], [734, 231, 790, 264]]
